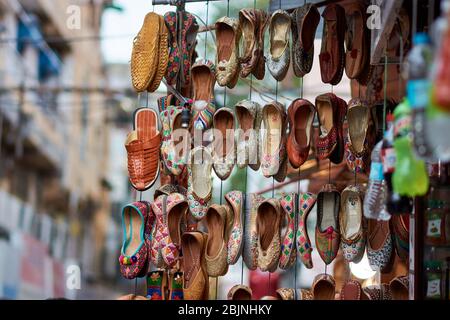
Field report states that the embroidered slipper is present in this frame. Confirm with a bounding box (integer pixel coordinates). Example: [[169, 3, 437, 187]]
[[146, 270, 167, 300], [389, 276, 409, 300], [340, 185, 366, 263], [243, 193, 265, 270], [367, 218, 394, 272], [279, 193, 297, 270], [340, 279, 368, 300], [164, 12, 180, 86], [225, 191, 244, 265], [256, 198, 282, 272], [344, 2, 368, 79], [266, 9, 291, 81], [187, 146, 213, 220], [312, 273, 336, 300], [119, 202, 149, 279], [235, 100, 262, 170], [212, 107, 236, 180], [168, 271, 184, 300], [227, 285, 252, 300], [182, 231, 209, 300], [291, 3, 320, 77], [180, 11, 199, 87], [275, 288, 295, 300], [296, 192, 316, 269], [147, 14, 169, 92], [191, 59, 216, 132], [391, 214, 409, 261], [315, 184, 341, 265], [160, 106, 190, 176], [126, 108, 161, 191], [215, 16, 241, 89], [131, 12, 161, 92]]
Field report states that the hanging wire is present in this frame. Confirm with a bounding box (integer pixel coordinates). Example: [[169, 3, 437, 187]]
[[204, 1, 210, 59], [134, 278, 138, 295], [300, 77, 304, 99], [146, 91, 149, 108], [328, 160, 331, 184], [227, 0, 230, 16], [275, 81, 279, 102], [140, 191, 143, 201], [383, 49, 388, 133]]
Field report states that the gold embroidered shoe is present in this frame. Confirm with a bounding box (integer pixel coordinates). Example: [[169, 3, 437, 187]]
[[266, 10, 291, 81], [212, 107, 236, 180], [205, 204, 232, 277], [215, 16, 241, 89], [182, 231, 209, 300], [256, 198, 282, 272], [225, 191, 244, 265], [187, 146, 213, 220], [243, 193, 265, 270]]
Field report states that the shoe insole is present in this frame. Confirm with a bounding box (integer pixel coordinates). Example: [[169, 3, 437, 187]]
[[240, 18, 255, 59], [183, 235, 201, 288], [257, 202, 277, 251], [134, 108, 157, 140], [124, 207, 143, 256], [192, 149, 211, 198], [193, 66, 212, 102], [214, 111, 234, 157], [206, 209, 224, 257], [368, 219, 389, 251], [343, 193, 362, 239], [270, 15, 290, 59], [321, 192, 337, 231], [168, 202, 187, 247], [317, 99, 334, 137], [314, 281, 335, 300], [264, 105, 282, 156], [217, 23, 234, 62], [294, 106, 314, 148], [348, 106, 369, 154]]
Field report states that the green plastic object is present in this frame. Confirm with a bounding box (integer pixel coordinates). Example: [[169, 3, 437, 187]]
[[392, 99, 429, 196]]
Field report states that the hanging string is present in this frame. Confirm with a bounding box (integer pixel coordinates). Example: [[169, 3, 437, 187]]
[[328, 160, 331, 184], [227, 0, 230, 17], [383, 49, 388, 133], [204, 1, 210, 59], [140, 191, 143, 201], [268, 273, 271, 295], [275, 81, 279, 102], [137, 92, 142, 107], [300, 77, 304, 99], [134, 278, 138, 296], [240, 167, 248, 285], [146, 91, 149, 108]]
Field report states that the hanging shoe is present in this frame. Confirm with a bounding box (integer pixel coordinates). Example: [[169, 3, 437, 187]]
[[315, 184, 341, 265], [275, 288, 296, 300], [126, 108, 161, 191], [146, 270, 167, 300], [180, 12, 199, 87], [164, 12, 181, 86], [315, 93, 347, 164], [187, 146, 213, 220], [168, 271, 184, 300], [182, 231, 209, 300], [212, 107, 236, 180], [291, 3, 320, 78], [235, 100, 262, 170], [191, 59, 216, 132], [266, 9, 291, 81], [319, 4, 346, 85], [340, 279, 368, 300], [243, 193, 265, 270], [389, 276, 409, 300], [256, 198, 282, 272], [312, 273, 336, 300], [260, 101, 288, 178], [160, 106, 190, 176], [215, 16, 241, 89], [296, 192, 316, 269], [367, 219, 394, 272], [345, 98, 373, 173], [390, 214, 409, 261], [238, 9, 268, 80], [148, 14, 169, 92], [287, 98, 316, 169], [131, 12, 161, 92], [340, 185, 366, 263], [278, 193, 297, 270], [205, 204, 232, 277], [225, 191, 244, 265], [119, 202, 150, 279], [227, 285, 252, 300]]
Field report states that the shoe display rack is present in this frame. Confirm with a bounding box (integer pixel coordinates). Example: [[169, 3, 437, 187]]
[[117, 0, 450, 301]]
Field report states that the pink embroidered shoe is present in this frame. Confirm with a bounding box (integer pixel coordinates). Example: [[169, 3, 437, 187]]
[[279, 193, 297, 270], [261, 101, 288, 178], [296, 192, 316, 269], [225, 190, 244, 265], [119, 202, 150, 279], [315, 184, 341, 265], [187, 146, 213, 220], [151, 193, 188, 268], [191, 59, 216, 132]]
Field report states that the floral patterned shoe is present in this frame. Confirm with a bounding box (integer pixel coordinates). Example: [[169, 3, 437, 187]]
[[119, 202, 150, 279], [243, 193, 264, 270], [146, 270, 167, 300], [296, 192, 316, 269], [225, 191, 244, 265], [228, 285, 252, 300], [340, 185, 366, 263], [215, 16, 241, 89], [180, 11, 199, 87], [261, 101, 287, 178], [367, 218, 393, 272], [187, 146, 213, 220], [235, 100, 262, 171], [275, 288, 295, 300], [164, 12, 180, 86], [315, 184, 341, 265], [266, 10, 291, 81], [256, 198, 282, 272], [168, 271, 184, 300], [212, 107, 236, 180], [279, 193, 297, 270], [191, 59, 216, 132], [160, 106, 190, 176]]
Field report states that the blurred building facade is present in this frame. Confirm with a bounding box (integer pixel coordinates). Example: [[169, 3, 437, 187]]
[[0, 0, 120, 299]]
